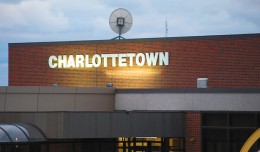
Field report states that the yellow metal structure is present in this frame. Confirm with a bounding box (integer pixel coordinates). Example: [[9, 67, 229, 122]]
[[240, 128, 260, 152]]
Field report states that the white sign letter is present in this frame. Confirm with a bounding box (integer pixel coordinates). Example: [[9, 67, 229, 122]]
[[118, 54, 127, 67], [127, 53, 136, 66], [146, 52, 159, 66], [67, 55, 75, 68], [136, 53, 145, 66], [159, 52, 169, 66], [92, 54, 101, 67], [110, 54, 118, 67], [76, 55, 84, 68], [85, 55, 92, 67], [58, 55, 67, 68], [101, 54, 109, 67], [48, 55, 58, 68]]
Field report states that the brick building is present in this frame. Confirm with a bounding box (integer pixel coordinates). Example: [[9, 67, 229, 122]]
[[1, 33, 260, 152]]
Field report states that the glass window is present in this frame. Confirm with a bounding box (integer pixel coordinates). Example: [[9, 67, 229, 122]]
[[230, 129, 256, 152], [17, 124, 46, 141], [202, 129, 228, 152], [257, 113, 260, 127], [16, 125, 29, 137], [202, 113, 228, 127], [0, 124, 46, 143], [202, 112, 260, 152], [0, 128, 11, 142], [229, 113, 256, 127], [0, 125, 28, 142], [117, 137, 184, 152]]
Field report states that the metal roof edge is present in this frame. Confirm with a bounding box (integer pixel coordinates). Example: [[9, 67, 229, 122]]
[[8, 33, 260, 46], [116, 88, 260, 93]]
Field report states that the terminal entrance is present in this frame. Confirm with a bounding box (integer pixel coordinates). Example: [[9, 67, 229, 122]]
[[0, 137, 184, 152], [117, 137, 184, 152]]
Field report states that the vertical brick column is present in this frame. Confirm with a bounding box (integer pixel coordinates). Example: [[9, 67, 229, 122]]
[[186, 112, 201, 152]]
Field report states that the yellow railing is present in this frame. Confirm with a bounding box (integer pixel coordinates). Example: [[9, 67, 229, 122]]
[[240, 128, 260, 152]]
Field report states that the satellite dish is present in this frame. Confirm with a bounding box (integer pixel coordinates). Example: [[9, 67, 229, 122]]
[[109, 8, 133, 39]]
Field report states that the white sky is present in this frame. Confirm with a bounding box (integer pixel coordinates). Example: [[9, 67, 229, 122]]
[[0, 0, 260, 86]]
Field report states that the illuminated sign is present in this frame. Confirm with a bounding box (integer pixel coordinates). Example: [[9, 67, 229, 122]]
[[48, 52, 169, 68]]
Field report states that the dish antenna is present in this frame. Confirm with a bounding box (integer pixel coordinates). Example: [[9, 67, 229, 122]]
[[109, 8, 133, 39]]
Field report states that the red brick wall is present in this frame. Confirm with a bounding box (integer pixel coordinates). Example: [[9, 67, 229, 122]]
[[9, 34, 260, 88], [186, 112, 201, 152]]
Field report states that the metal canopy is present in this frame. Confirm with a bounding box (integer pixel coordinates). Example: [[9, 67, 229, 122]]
[[0, 124, 47, 143]]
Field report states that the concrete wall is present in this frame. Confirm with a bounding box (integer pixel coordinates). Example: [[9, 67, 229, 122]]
[[0, 86, 115, 112], [115, 89, 260, 111], [2, 87, 259, 112]]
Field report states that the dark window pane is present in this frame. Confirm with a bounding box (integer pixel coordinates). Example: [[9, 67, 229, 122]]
[[230, 129, 256, 152], [249, 138, 260, 152], [230, 113, 256, 127], [202, 113, 228, 126], [202, 128, 228, 152], [257, 113, 260, 127]]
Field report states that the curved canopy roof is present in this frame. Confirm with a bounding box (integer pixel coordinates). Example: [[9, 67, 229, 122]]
[[0, 124, 47, 142]]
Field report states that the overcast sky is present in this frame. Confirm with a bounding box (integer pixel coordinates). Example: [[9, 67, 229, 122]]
[[0, 0, 260, 86]]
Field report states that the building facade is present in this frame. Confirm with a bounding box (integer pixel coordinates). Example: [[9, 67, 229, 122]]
[[3, 33, 260, 152]]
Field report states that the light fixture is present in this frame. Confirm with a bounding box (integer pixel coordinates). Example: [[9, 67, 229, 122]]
[[189, 137, 195, 142], [106, 83, 113, 87], [136, 137, 157, 139], [52, 84, 59, 87], [197, 78, 208, 88]]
